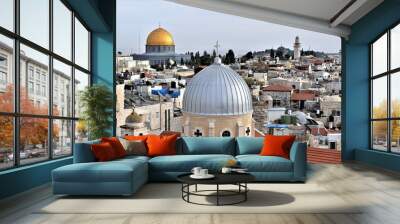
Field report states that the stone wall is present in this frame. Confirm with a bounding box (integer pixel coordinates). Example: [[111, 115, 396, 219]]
[[182, 113, 253, 137]]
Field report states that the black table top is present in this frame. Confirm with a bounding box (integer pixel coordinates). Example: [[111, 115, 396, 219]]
[[177, 172, 255, 185]]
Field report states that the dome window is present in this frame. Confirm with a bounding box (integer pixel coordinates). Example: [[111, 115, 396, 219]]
[[222, 130, 231, 137]]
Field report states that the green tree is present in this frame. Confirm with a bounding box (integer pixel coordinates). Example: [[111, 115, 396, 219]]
[[270, 49, 275, 58], [194, 51, 201, 65], [276, 50, 283, 59], [223, 49, 235, 64], [79, 84, 113, 140], [199, 50, 211, 65], [241, 51, 253, 62]]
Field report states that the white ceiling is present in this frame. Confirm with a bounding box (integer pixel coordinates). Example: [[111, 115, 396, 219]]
[[228, 0, 352, 22], [165, 0, 383, 38]]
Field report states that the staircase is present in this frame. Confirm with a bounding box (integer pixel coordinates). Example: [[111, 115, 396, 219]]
[[307, 147, 341, 164]]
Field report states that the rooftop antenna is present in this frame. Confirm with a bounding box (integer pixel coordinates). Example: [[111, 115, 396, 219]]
[[214, 40, 221, 55], [158, 22, 161, 28]]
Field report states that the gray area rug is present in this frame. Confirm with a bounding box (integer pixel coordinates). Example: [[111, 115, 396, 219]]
[[38, 183, 362, 214]]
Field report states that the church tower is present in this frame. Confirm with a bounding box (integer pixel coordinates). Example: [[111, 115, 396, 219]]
[[293, 36, 301, 60]]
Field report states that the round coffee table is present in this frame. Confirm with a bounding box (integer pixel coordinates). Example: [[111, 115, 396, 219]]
[[177, 173, 255, 206]]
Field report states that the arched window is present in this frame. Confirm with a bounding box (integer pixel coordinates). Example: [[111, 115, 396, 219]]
[[222, 130, 231, 137]]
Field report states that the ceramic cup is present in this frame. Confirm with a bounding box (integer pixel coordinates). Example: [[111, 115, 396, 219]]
[[200, 169, 208, 176], [191, 167, 202, 176], [221, 167, 232, 174]]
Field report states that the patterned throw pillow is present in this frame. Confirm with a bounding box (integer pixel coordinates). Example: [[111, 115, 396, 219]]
[[119, 138, 147, 156]]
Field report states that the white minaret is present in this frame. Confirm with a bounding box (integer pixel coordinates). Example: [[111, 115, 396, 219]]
[[293, 36, 301, 60]]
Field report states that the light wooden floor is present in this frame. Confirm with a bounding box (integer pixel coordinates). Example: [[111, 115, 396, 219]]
[[1, 162, 400, 224]]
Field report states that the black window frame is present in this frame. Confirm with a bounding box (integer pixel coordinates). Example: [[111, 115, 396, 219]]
[[0, 0, 92, 171], [370, 21, 400, 154]]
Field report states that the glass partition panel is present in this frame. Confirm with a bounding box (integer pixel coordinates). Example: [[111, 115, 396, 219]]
[[0, 116, 14, 170], [372, 121, 388, 151], [20, 0, 49, 49], [74, 69, 89, 118], [372, 76, 387, 119], [372, 33, 387, 76], [75, 120, 88, 143], [53, 119, 72, 157], [74, 18, 89, 70], [391, 120, 400, 153], [391, 72, 400, 118], [0, 34, 14, 112], [20, 44, 49, 115], [0, 0, 14, 31], [53, 59, 72, 117], [53, 0, 72, 60], [20, 117, 49, 165], [391, 24, 400, 70]]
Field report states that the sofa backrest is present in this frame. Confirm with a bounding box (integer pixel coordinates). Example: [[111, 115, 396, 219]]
[[177, 137, 236, 155], [74, 137, 266, 160], [73, 140, 100, 163], [236, 137, 264, 155]]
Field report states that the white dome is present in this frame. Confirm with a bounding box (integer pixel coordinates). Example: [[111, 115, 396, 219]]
[[183, 58, 253, 116]]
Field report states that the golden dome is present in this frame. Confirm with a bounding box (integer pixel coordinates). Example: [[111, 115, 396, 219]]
[[146, 27, 175, 46]]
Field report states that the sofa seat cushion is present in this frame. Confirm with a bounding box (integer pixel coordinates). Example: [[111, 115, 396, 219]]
[[236, 155, 293, 172], [149, 154, 235, 172], [53, 159, 147, 183], [117, 155, 150, 163]]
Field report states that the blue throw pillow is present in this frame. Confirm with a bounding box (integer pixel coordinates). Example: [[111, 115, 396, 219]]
[[236, 137, 264, 155], [180, 137, 236, 155]]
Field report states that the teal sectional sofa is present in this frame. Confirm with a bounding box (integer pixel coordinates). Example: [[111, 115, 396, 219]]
[[52, 137, 307, 196]]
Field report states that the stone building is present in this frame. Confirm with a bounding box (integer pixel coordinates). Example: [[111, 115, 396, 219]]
[[320, 95, 341, 116], [182, 57, 254, 137], [262, 85, 292, 107], [115, 84, 176, 136]]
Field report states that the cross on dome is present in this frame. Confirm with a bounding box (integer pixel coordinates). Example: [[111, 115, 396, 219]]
[[214, 40, 220, 55]]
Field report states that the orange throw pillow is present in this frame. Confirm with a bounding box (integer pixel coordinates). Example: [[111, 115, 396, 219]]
[[91, 142, 117, 162], [260, 135, 296, 159], [146, 134, 179, 157], [160, 131, 181, 137], [124, 135, 149, 141], [101, 137, 127, 158]]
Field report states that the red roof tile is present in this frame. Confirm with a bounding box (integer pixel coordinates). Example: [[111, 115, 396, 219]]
[[291, 91, 316, 101], [310, 127, 328, 136], [263, 85, 292, 92]]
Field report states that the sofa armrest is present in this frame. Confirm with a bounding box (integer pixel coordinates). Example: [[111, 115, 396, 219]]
[[289, 142, 307, 181], [73, 140, 100, 163]]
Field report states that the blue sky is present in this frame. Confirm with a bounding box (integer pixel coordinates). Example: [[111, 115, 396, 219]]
[[117, 0, 341, 56]]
